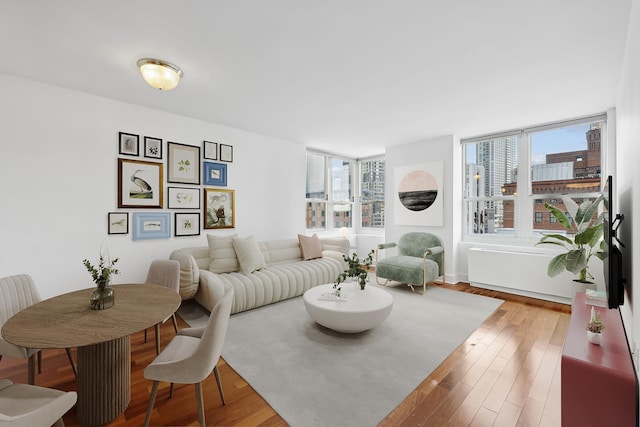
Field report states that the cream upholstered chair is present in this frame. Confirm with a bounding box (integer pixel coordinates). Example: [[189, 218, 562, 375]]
[[143, 287, 234, 427], [375, 232, 445, 293], [0, 379, 77, 427], [0, 274, 77, 384], [144, 260, 181, 354]]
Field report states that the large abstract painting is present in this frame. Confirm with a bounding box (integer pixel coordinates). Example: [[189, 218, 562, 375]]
[[394, 162, 443, 226]]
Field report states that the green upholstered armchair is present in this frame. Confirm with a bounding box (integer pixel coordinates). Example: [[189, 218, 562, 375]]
[[375, 232, 445, 293]]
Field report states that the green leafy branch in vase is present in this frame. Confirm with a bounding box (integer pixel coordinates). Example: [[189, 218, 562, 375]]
[[333, 249, 375, 296], [82, 254, 120, 289]]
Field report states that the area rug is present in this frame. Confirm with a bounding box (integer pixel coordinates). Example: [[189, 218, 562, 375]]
[[180, 283, 503, 427]]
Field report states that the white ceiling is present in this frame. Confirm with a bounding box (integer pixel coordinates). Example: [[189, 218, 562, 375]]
[[0, 1, 632, 158]]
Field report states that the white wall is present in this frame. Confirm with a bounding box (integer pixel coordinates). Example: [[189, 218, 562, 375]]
[[0, 73, 306, 298], [384, 135, 459, 282], [615, 0, 640, 365]]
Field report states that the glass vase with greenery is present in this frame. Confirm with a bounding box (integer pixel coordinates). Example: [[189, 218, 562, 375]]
[[333, 249, 374, 296]]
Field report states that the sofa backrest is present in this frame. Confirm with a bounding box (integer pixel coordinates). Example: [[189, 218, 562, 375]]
[[170, 236, 350, 298]]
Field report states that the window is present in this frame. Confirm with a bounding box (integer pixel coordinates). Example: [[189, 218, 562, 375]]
[[360, 158, 385, 228], [305, 153, 327, 230], [305, 153, 385, 230], [331, 158, 353, 228], [462, 114, 606, 239]]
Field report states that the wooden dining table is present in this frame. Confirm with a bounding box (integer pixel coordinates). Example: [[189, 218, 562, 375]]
[[1, 283, 181, 426]]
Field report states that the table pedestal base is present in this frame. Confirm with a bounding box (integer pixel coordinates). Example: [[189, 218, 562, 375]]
[[77, 336, 131, 426]]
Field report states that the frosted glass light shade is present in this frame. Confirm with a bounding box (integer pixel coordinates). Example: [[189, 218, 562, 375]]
[[137, 58, 183, 91]]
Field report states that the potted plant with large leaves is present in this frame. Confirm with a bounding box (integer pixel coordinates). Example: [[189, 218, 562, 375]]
[[536, 194, 605, 284]]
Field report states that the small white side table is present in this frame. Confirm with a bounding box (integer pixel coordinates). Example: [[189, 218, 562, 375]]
[[303, 282, 393, 333]]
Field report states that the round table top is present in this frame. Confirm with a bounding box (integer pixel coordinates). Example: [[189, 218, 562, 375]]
[[1, 283, 181, 348], [303, 282, 393, 313]]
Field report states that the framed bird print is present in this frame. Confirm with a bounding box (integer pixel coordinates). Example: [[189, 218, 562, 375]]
[[117, 158, 164, 208], [108, 212, 128, 235], [204, 188, 235, 229]]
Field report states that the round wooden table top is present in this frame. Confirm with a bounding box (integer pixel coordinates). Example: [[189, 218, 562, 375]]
[[1, 283, 181, 348]]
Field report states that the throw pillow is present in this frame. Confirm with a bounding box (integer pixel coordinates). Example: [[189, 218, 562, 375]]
[[232, 236, 266, 275], [207, 234, 239, 273], [298, 233, 323, 260]]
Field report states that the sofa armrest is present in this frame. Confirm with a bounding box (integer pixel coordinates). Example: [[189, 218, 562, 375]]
[[377, 242, 397, 250], [424, 246, 444, 256], [194, 270, 228, 312], [169, 249, 200, 299]]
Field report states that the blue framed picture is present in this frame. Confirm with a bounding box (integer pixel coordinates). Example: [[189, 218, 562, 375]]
[[203, 161, 227, 186], [132, 212, 171, 240]]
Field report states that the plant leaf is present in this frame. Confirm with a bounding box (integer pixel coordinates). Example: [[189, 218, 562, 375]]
[[565, 248, 587, 274], [547, 253, 567, 277], [536, 233, 574, 247], [543, 203, 571, 229], [562, 196, 580, 226]]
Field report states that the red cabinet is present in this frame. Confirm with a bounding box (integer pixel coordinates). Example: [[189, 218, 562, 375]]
[[561, 292, 637, 426]]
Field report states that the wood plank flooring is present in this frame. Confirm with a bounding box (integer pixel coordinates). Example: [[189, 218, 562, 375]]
[[0, 283, 570, 426]]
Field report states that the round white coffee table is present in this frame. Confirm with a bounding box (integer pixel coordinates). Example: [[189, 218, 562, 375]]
[[303, 282, 393, 333]]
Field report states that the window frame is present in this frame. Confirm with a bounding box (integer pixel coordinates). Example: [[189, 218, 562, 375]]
[[305, 151, 385, 232], [461, 113, 607, 243]]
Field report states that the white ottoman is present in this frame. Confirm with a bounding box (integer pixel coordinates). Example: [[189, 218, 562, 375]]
[[303, 282, 393, 333]]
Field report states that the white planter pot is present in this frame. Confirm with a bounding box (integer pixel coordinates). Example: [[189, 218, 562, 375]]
[[586, 330, 603, 345], [571, 280, 596, 302]]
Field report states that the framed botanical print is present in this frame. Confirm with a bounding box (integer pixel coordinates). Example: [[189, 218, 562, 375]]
[[144, 136, 163, 159], [167, 186, 200, 209], [132, 212, 171, 240], [167, 142, 200, 184], [175, 212, 200, 236], [119, 132, 139, 156], [203, 162, 227, 186], [220, 144, 233, 162], [204, 188, 235, 229], [117, 158, 164, 208], [107, 212, 128, 235], [203, 140, 218, 160]]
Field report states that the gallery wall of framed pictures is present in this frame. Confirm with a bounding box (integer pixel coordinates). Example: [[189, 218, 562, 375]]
[[113, 131, 235, 239]]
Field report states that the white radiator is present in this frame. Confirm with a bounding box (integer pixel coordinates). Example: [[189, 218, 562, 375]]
[[467, 247, 592, 303]]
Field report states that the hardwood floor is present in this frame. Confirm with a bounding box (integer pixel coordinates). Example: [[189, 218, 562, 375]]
[[0, 283, 570, 426]]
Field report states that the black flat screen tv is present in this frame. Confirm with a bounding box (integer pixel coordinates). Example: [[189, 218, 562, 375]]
[[603, 175, 625, 309]]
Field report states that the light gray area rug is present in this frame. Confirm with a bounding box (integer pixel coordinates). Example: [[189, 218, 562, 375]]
[[179, 284, 503, 427]]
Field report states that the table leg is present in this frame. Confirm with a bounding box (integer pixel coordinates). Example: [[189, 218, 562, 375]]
[[77, 336, 131, 426]]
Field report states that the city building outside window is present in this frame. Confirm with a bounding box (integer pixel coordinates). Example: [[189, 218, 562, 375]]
[[360, 158, 385, 228], [463, 114, 606, 239], [306, 152, 385, 231]]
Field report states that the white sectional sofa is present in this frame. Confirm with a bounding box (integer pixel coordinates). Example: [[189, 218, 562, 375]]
[[170, 235, 349, 314]]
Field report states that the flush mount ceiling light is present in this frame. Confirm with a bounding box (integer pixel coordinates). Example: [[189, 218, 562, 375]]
[[137, 58, 183, 91]]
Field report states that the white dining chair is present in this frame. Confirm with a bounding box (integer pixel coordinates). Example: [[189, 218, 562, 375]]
[[0, 378, 77, 427], [0, 274, 77, 384], [143, 260, 181, 354], [143, 287, 234, 427]]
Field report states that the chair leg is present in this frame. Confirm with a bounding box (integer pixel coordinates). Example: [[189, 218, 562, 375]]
[[213, 365, 226, 405], [169, 382, 174, 398], [65, 348, 78, 378], [143, 380, 159, 427], [195, 382, 205, 427], [28, 353, 36, 385], [171, 313, 179, 333], [155, 323, 161, 355], [37, 350, 42, 373]]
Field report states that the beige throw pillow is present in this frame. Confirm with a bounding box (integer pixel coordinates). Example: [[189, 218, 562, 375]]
[[232, 236, 266, 275], [298, 233, 323, 260], [207, 234, 239, 273]]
